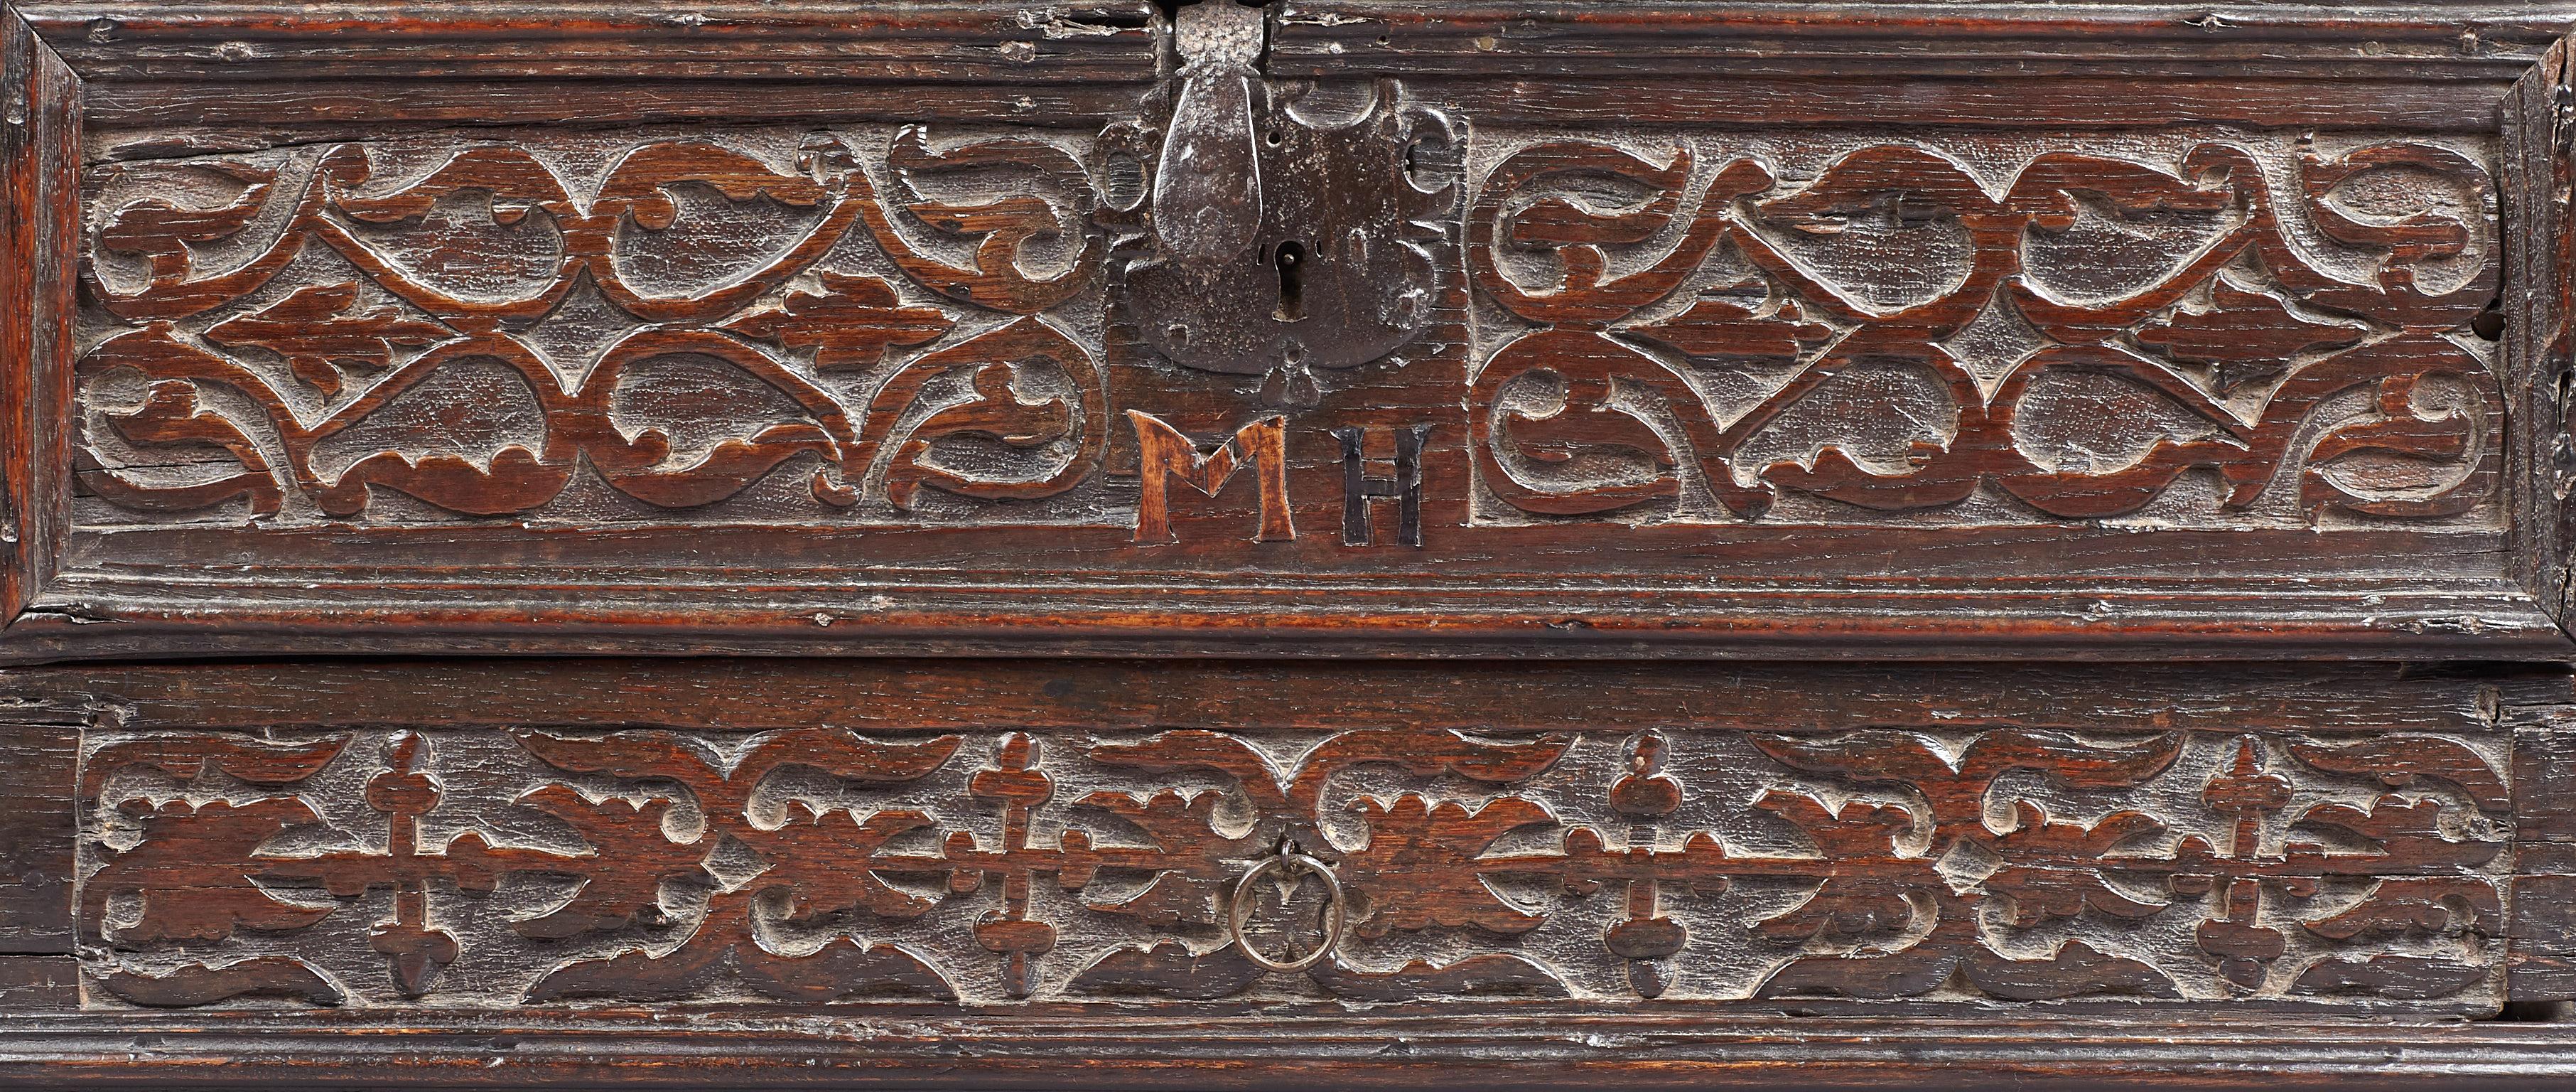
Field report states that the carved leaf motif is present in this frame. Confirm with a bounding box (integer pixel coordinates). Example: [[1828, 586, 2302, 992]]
[[744, 807, 946, 925], [96, 166, 278, 277], [82, 735, 348, 804], [2135, 281, 2363, 394], [869, 316, 1104, 510], [600, 142, 831, 228], [1982, 803, 2167, 925], [1756, 918, 1976, 1000], [510, 786, 709, 940], [88, 798, 332, 946], [85, 380, 286, 515], [1308, 953, 1572, 1000], [1752, 729, 2181, 834], [2287, 797, 2505, 872], [876, 126, 1102, 315], [2302, 877, 2501, 940], [1467, 330, 1687, 516], [1502, 146, 1692, 293], [1962, 941, 2179, 1000], [517, 733, 730, 813], [716, 272, 951, 373], [525, 896, 955, 1004], [1087, 731, 1286, 809], [1075, 789, 1266, 927], [519, 729, 961, 822], [330, 145, 574, 227], [204, 283, 453, 397], [1069, 940, 1266, 1000], [1468, 141, 1764, 328], [94, 956, 345, 1008], [92, 159, 340, 323], [2291, 953, 2488, 1001], [1747, 791, 1924, 943], [1627, 296, 1833, 367], [2288, 736, 2511, 815], [1089, 728, 1572, 829], [1342, 795, 1557, 938], [2005, 151, 2238, 233], [1762, 145, 2007, 232], [2292, 143, 2497, 328]]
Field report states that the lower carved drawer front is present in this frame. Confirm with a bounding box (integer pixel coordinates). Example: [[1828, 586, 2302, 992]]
[[21, 660, 2565, 1022]]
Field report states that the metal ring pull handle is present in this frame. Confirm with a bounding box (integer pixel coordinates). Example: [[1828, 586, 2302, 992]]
[[1226, 845, 1347, 973]]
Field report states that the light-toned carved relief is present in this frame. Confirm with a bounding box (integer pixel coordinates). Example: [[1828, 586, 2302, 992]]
[[78, 723, 2514, 1011], [1467, 134, 2500, 525], [77, 128, 1109, 523], [75, 125, 2501, 536]]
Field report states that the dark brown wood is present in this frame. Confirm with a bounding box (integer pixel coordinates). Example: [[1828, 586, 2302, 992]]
[[11, 0, 2576, 1085], [76, 76, 2518, 138], [2513, 673, 2576, 1000], [14, 1, 1163, 82], [0, 956, 77, 1012], [10, 659, 2565, 1012], [0, 1, 2566, 663], [0, 658, 2568, 1082], [0, 10, 75, 634], [12, 1012, 2576, 1089], [0, 705, 77, 953], [1269, 1, 2576, 79]]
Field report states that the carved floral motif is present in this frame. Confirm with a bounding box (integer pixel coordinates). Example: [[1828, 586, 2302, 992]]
[[1469, 139, 2501, 520], [79, 723, 2513, 1010], [75, 126, 2503, 534], [78, 129, 1106, 518]]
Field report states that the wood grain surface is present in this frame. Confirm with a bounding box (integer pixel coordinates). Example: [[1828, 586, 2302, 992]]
[[3, 1, 2570, 661], [7, 1, 2576, 1086]]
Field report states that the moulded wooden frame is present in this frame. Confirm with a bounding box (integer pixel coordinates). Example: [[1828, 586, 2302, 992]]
[[9, 1, 2576, 668], [5, 657, 2576, 1086]]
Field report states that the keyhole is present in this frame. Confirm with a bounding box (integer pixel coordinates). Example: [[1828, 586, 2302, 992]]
[[2472, 294, 2504, 341], [1274, 240, 1307, 323]]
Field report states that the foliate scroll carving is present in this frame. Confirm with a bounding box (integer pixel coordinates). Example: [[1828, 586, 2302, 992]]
[[77, 127, 1111, 520], [79, 721, 2514, 1012], [1468, 135, 2501, 523], [75, 126, 2500, 541]]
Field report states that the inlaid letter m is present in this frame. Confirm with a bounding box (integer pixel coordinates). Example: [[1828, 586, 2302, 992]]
[[1126, 411, 1295, 544]]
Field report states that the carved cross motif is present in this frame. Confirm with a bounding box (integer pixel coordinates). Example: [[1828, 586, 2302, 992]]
[[75, 719, 2513, 1011]]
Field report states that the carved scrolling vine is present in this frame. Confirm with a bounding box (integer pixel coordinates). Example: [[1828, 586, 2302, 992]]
[[73, 125, 2503, 532], [78, 129, 1106, 518], [80, 724, 2511, 1010], [1470, 139, 2502, 520]]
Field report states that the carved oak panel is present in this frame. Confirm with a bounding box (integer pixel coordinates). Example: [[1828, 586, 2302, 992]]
[[13, 1, 2576, 1083], [5, 653, 2576, 1083], [2, 0, 2572, 660], [70, 128, 2501, 531], [59, 670, 2536, 1015]]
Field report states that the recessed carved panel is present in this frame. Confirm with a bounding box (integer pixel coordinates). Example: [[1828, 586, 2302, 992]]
[[72, 126, 2500, 532], [18, 39, 2554, 664], [77, 127, 1114, 523], [1465, 132, 2500, 525], [78, 720, 2516, 1012]]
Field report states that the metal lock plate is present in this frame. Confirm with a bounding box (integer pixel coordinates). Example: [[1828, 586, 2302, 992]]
[[1112, 3, 1458, 404]]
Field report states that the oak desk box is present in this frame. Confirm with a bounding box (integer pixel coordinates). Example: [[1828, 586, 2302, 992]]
[[6, 0, 2576, 1086]]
